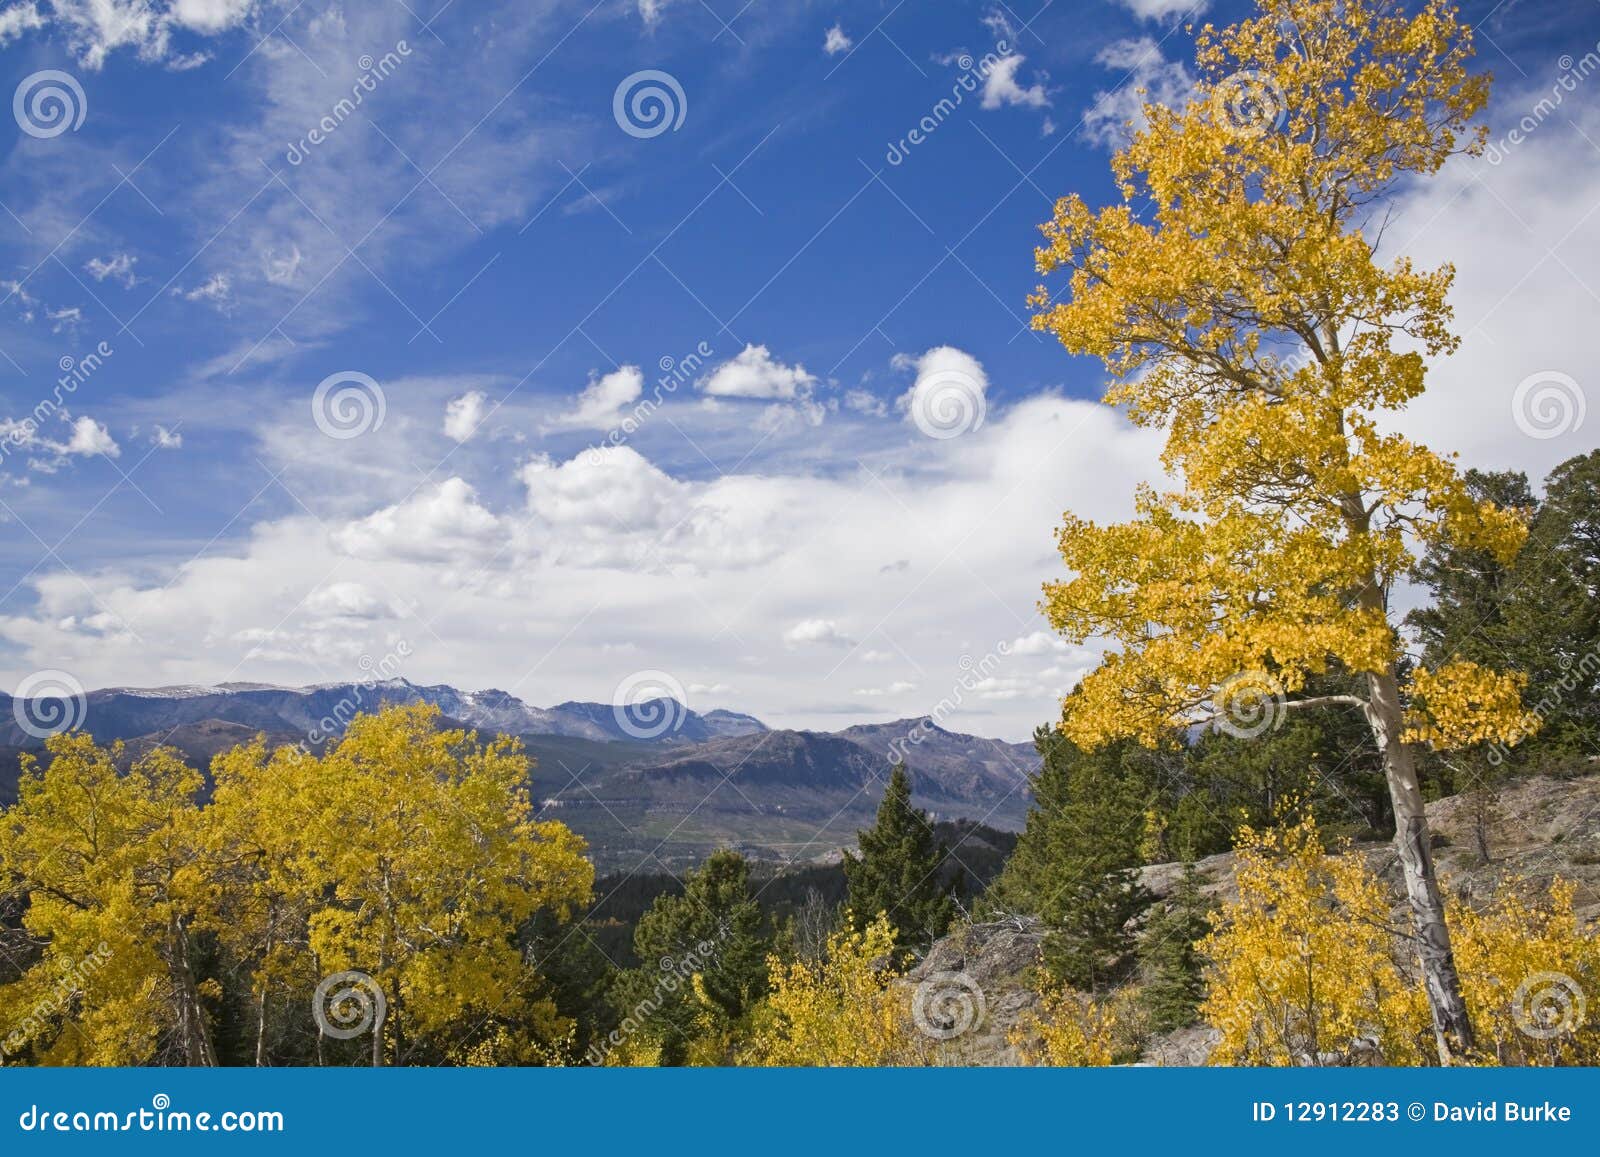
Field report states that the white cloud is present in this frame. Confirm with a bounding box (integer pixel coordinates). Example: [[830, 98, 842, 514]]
[[0, 390, 1166, 738], [896, 345, 990, 430], [85, 253, 139, 287], [15, 0, 258, 68], [854, 681, 916, 696], [180, 273, 232, 309], [64, 416, 119, 458], [546, 366, 644, 431], [443, 390, 489, 443], [1386, 109, 1600, 484], [151, 425, 183, 450], [0, 2, 45, 45], [334, 478, 503, 563], [170, 0, 255, 34], [823, 23, 851, 55], [1082, 36, 1194, 148], [698, 344, 816, 400], [305, 581, 389, 619], [637, 0, 673, 26], [844, 389, 887, 417], [1007, 630, 1066, 656], [47, 307, 83, 333], [1114, 0, 1208, 21], [982, 54, 1049, 110], [784, 618, 855, 648]]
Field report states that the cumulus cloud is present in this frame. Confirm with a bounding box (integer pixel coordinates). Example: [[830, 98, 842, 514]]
[[823, 23, 851, 55], [895, 345, 990, 431], [443, 390, 489, 443], [151, 425, 183, 450], [1007, 630, 1066, 656], [334, 478, 502, 563], [698, 344, 816, 400], [784, 618, 855, 648], [982, 54, 1050, 110], [0, 391, 1166, 737], [11, 0, 258, 68], [0, 2, 45, 46], [1082, 36, 1194, 148], [546, 366, 643, 431], [65, 416, 119, 458], [1114, 0, 1208, 21]]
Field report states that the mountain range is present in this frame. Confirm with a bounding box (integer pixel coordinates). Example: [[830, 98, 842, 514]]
[[0, 679, 1039, 871]]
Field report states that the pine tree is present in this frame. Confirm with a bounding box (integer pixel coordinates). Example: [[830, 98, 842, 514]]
[[842, 764, 954, 957], [609, 850, 769, 1065], [985, 730, 1150, 988], [1501, 450, 1600, 760], [1138, 864, 1214, 1033]]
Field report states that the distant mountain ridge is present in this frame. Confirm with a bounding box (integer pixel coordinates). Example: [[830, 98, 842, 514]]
[[0, 678, 768, 748], [0, 679, 1038, 870]]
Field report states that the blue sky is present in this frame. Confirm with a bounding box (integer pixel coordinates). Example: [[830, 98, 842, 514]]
[[0, 0, 1595, 739]]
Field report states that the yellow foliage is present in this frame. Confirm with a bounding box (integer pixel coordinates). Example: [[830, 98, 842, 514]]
[[1450, 881, 1600, 1065], [741, 913, 919, 1066], [0, 705, 595, 1066], [0, 734, 213, 1065], [1013, 986, 1138, 1066], [1407, 661, 1538, 750], [1199, 816, 1431, 1065], [1028, 0, 1528, 752], [1200, 816, 1600, 1066]]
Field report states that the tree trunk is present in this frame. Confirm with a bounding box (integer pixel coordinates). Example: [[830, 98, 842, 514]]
[[168, 912, 218, 1066], [1364, 666, 1474, 1062], [254, 989, 268, 1066]]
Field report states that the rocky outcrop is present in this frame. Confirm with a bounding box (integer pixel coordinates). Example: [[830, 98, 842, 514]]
[[908, 771, 1600, 1066]]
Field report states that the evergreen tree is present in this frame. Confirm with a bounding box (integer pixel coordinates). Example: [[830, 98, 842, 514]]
[[608, 850, 768, 1065], [985, 731, 1150, 988], [1501, 450, 1600, 761], [842, 764, 955, 956], [1138, 864, 1214, 1033]]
